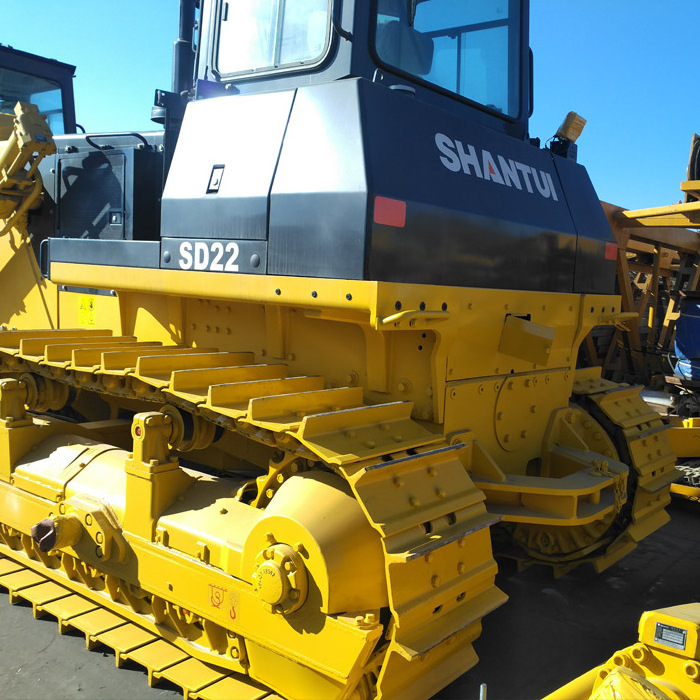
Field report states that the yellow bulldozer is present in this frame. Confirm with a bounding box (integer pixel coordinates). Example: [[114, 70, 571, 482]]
[[0, 2, 678, 699]]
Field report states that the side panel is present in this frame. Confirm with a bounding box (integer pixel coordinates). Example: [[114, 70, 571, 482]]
[[553, 157, 617, 294], [268, 81, 368, 279], [161, 91, 295, 241], [361, 80, 580, 292]]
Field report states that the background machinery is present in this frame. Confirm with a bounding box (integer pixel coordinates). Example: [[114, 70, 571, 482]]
[[584, 135, 700, 501], [0, 44, 76, 135], [545, 603, 700, 700], [0, 1, 677, 698]]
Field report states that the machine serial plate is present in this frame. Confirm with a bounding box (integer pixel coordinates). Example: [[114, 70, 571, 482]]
[[654, 622, 687, 650], [160, 238, 267, 274]]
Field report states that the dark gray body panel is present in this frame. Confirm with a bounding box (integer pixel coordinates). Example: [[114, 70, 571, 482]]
[[161, 77, 614, 292], [268, 82, 368, 279], [161, 91, 295, 241], [39, 83, 615, 294]]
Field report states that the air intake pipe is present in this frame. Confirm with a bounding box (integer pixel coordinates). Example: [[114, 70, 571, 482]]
[[172, 0, 196, 95]]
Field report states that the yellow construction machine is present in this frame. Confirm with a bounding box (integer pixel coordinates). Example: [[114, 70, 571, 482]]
[[587, 134, 700, 502], [0, 2, 677, 699], [545, 604, 700, 700]]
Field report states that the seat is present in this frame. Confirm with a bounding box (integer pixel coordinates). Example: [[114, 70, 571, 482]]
[[376, 20, 434, 76]]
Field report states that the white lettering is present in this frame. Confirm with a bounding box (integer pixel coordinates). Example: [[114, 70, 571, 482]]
[[435, 133, 461, 172], [455, 140, 483, 178], [224, 242, 240, 272], [497, 156, 522, 190], [435, 132, 559, 202], [210, 241, 225, 271], [532, 169, 551, 198], [194, 241, 209, 270], [515, 162, 534, 193], [178, 241, 193, 270], [482, 150, 505, 185]]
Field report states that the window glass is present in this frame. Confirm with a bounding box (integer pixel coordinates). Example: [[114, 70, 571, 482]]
[[0, 67, 65, 134], [375, 0, 521, 117], [216, 0, 330, 76]]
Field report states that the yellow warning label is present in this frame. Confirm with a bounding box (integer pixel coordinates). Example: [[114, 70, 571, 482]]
[[78, 295, 97, 326]]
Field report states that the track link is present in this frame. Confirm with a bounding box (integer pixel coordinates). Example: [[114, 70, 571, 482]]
[[0, 553, 278, 700]]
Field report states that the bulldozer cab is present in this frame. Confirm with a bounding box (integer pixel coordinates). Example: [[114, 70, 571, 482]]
[[0, 45, 76, 135], [198, 0, 528, 139]]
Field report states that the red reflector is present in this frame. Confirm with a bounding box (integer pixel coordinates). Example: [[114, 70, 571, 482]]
[[374, 196, 406, 228], [605, 242, 618, 261]]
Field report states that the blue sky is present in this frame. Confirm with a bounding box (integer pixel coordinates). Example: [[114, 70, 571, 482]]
[[4, 1, 699, 211]]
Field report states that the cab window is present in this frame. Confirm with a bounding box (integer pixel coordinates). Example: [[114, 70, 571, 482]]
[[0, 68, 66, 134], [374, 0, 521, 117], [215, 0, 331, 76]]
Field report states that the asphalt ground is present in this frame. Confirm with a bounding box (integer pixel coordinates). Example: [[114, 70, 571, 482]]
[[1, 497, 698, 700]]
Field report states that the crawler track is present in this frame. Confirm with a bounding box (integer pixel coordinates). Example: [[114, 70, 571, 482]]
[[0, 553, 277, 699], [0, 328, 505, 700]]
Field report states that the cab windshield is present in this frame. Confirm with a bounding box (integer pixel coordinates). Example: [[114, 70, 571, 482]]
[[0, 67, 66, 134], [374, 0, 521, 117], [215, 0, 331, 76]]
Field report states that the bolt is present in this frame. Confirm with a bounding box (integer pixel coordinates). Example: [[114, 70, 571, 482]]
[[685, 661, 700, 681]]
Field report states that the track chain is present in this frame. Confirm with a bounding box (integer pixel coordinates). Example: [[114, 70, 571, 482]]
[[0, 552, 279, 699], [575, 381, 677, 571], [0, 329, 504, 700]]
